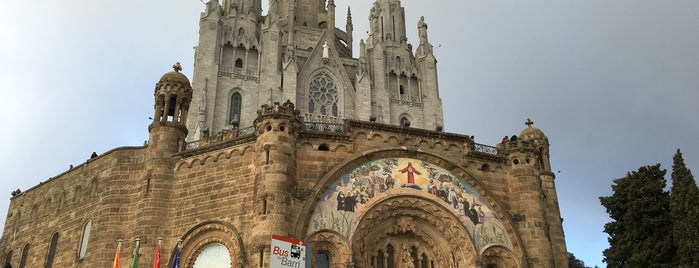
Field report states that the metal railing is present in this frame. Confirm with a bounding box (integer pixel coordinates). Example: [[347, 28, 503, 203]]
[[472, 143, 498, 155]]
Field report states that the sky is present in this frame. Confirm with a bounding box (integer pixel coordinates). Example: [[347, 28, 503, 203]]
[[1, 0, 698, 267]]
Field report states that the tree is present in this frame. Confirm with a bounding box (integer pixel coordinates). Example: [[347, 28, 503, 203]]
[[599, 164, 675, 268], [670, 149, 699, 267], [567, 252, 588, 268]]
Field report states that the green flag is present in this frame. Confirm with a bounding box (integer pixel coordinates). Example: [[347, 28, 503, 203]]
[[131, 239, 140, 268]]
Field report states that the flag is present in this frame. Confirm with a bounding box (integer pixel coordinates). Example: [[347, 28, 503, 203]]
[[170, 243, 180, 268], [112, 242, 121, 268], [131, 239, 140, 268], [152, 242, 161, 268]]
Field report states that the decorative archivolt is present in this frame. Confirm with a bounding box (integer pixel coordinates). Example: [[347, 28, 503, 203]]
[[179, 221, 246, 268]]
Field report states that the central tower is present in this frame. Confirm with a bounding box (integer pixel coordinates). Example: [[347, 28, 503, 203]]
[[186, 0, 444, 142]]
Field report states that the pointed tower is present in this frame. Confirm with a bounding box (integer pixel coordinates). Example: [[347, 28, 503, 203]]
[[186, 0, 445, 143], [365, 0, 444, 129]]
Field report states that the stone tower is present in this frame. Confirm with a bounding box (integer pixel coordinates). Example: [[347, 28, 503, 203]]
[[186, 0, 445, 142]]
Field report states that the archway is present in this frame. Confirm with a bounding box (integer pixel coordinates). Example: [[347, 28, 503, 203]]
[[351, 192, 477, 267]]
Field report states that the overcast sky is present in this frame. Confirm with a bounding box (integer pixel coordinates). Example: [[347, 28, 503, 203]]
[[1, 1, 698, 267]]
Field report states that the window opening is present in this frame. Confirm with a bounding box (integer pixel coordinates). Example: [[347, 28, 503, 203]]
[[229, 92, 242, 126], [314, 252, 330, 268], [78, 220, 91, 260], [19, 244, 29, 268], [45, 233, 59, 268]]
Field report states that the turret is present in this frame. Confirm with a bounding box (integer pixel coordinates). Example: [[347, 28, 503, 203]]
[[148, 62, 192, 154], [138, 63, 192, 266], [518, 118, 568, 267], [250, 101, 303, 265]]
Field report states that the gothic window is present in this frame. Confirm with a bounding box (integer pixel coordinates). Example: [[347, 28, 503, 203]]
[[235, 58, 243, 68], [19, 244, 29, 268], [314, 252, 330, 268], [396, 56, 401, 69], [78, 220, 91, 260], [45, 232, 59, 268], [399, 85, 405, 95], [229, 92, 242, 126], [237, 28, 244, 37], [308, 72, 339, 118]]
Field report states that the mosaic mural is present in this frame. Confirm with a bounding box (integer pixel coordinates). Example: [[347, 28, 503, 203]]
[[306, 158, 513, 251]]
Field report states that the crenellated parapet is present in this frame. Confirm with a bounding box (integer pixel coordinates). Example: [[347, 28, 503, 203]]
[[255, 100, 302, 122]]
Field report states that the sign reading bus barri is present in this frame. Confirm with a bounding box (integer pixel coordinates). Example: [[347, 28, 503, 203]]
[[270, 235, 307, 268]]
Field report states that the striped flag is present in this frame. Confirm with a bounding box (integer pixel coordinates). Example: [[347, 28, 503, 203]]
[[131, 239, 140, 268]]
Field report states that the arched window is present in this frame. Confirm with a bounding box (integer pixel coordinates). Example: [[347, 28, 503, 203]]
[[400, 117, 410, 127], [395, 56, 401, 69], [308, 72, 339, 118], [399, 85, 405, 95], [78, 220, 92, 260], [314, 252, 330, 268], [229, 92, 242, 126], [45, 232, 59, 268], [234, 58, 243, 68], [192, 243, 231, 268], [19, 244, 29, 268], [237, 27, 244, 37]]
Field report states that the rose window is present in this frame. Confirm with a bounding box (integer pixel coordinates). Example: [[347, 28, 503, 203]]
[[308, 72, 339, 117]]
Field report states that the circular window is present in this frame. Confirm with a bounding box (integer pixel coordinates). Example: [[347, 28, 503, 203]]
[[192, 243, 231, 268]]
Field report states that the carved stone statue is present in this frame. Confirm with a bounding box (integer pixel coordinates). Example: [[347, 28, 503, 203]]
[[418, 16, 428, 44]]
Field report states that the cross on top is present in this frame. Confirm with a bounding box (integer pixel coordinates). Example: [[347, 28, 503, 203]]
[[173, 62, 182, 72], [525, 118, 534, 127]]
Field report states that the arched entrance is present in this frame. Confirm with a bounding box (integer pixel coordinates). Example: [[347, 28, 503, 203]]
[[351, 192, 477, 267]]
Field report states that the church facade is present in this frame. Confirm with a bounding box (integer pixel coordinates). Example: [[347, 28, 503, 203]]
[[0, 0, 568, 268]]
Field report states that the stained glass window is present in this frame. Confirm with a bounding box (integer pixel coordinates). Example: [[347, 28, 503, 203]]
[[308, 72, 339, 117]]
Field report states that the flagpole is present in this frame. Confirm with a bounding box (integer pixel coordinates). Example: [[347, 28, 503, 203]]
[[153, 237, 162, 268], [171, 239, 182, 268], [113, 239, 123, 268], [131, 238, 141, 268]]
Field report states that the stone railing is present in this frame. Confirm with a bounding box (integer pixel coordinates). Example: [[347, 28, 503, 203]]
[[389, 94, 423, 107], [218, 66, 259, 82], [472, 143, 498, 155]]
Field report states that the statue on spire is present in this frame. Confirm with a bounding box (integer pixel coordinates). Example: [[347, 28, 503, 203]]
[[418, 16, 429, 44]]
